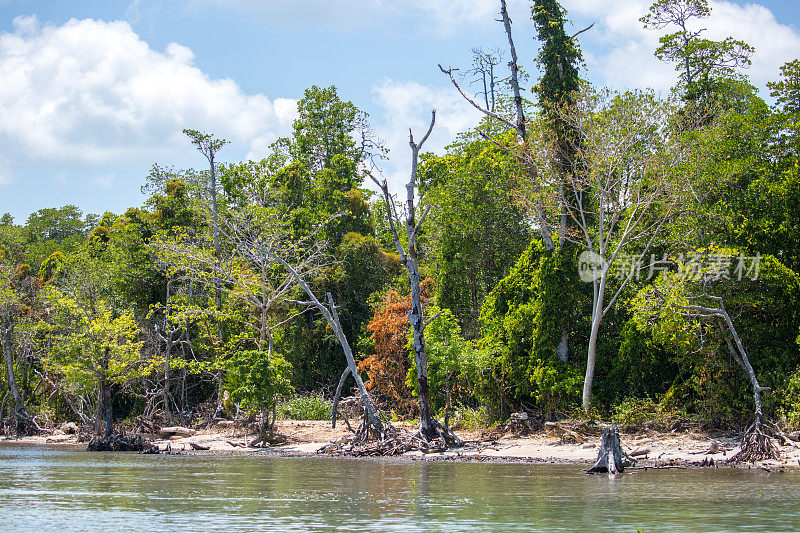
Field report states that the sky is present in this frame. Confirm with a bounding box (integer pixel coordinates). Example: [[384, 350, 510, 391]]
[[1, 0, 799, 223]]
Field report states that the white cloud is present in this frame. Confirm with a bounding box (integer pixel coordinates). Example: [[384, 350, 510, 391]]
[[372, 78, 482, 194], [389, 0, 499, 32], [0, 15, 297, 173], [187, 0, 506, 34], [562, 0, 800, 92]]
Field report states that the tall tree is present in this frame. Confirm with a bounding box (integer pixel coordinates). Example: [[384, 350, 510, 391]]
[[548, 89, 685, 411], [183, 129, 229, 409], [641, 0, 753, 106], [369, 112, 460, 445]]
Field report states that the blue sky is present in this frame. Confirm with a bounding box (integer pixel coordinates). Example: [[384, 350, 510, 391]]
[[1, 0, 799, 223]]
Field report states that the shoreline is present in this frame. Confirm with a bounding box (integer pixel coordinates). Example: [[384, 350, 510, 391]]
[[3, 419, 799, 470]]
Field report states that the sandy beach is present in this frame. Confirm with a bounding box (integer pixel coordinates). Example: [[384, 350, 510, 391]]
[[4, 419, 799, 471]]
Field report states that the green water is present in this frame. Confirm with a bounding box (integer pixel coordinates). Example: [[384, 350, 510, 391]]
[[0, 444, 798, 532]]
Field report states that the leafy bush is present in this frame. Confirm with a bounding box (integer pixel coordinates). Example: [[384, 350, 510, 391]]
[[612, 397, 661, 426], [451, 405, 489, 431], [405, 305, 476, 411], [779, 369, 800, 429], [477, 241, 587, 416], [279, 394, 332, 420], [612, 396, 689, 427]]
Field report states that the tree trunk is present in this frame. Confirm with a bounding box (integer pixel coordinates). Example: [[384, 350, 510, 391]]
[[2, 317, 34, 434], [407, 253, 437, 440], [556, 328, 569, 363], [587, 424, 633, 474], [582, 272, 606, 412], [99, 347, 114, 438]]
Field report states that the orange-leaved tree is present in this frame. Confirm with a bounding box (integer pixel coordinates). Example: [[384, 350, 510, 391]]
[[360, 279, 433, 415]]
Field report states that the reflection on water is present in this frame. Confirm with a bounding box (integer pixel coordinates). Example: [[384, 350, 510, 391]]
[[0, 443, 798, 532]]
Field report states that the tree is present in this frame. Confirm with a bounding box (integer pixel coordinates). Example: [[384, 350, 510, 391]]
[[261, 86, 387, 391], [184, 129, 229, 409], [268, 250, 387, 440], [44, 249, 143, 438], [440, 0, 588, 364], [369, 111, 460, 445], [468, 47, 503, 113], [420, 132, 532, 338], [226, 346, 293, 446], [641, 0, 753, 105], [631, 251, 800, 460], [549, 89, 685, 411], [0, 254, 39, 434]]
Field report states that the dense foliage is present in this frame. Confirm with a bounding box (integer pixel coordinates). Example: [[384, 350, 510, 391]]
[[1, 0, 798, 436]]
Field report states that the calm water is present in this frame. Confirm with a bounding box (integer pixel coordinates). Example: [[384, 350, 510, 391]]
[[0, 444, 798, 532]]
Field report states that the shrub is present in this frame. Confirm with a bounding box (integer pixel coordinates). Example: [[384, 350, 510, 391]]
[[612, 396, 690, 427], [451, 405, 489, 431], [279, 394, 332, 420]]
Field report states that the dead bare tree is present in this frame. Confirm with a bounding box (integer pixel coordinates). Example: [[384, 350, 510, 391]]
[[439, 0, 556, 252], [267, 251, 389, 441], [675, 294, 780, 462], [367, 111, 461, 447], [468, 47, 503, 113]]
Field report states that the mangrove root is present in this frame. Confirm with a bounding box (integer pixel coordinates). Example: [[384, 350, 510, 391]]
[[87, 433, 155, 452], [728, 419, 780, 463]]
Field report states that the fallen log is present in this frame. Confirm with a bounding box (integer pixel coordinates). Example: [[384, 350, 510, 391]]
[[158, 426, 196, 437], [188, 441, 210, 451], [629, 446, 651, 457]]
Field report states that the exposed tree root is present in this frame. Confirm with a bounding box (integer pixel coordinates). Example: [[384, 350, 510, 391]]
[[6, 404, 41, 436], [587, 424, 635, 474], [249, 432, 288, 447], [318, 413, 463, 457], [413, 417, 463, 448], [87, 432, 155, 452], [320, 429, 450, 457], [728, 418, 780, 464]]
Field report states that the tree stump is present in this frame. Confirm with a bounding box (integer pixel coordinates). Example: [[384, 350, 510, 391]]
[[587, 424, 634, 474]]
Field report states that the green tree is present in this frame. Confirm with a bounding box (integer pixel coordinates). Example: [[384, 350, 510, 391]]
[[421, 131, 531, 337], [0, 250, 39, 433], [44, 249, 143, 437], [641, 0, 753, 105], [226, 345, 293, 445]]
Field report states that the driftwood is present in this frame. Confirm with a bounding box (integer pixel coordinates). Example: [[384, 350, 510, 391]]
[[587, 424, 635, 474], [545, 421, 585, 444], [630, 446, 651, 457], [158, 426, 196, 437], [188, 441, 210, 450]]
